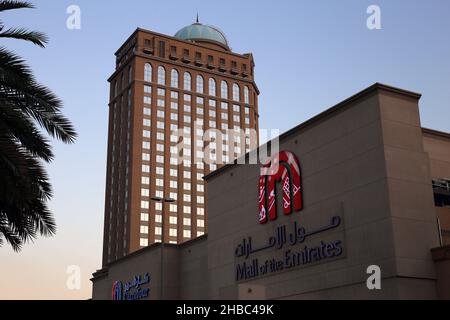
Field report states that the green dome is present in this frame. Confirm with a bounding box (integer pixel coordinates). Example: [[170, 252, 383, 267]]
[[174, 23, 229, 49]]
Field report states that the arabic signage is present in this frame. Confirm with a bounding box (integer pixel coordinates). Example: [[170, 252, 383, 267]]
[[112, 273, 151, 300], [235, 150, 345, 282], [235, 215, 344, 281]]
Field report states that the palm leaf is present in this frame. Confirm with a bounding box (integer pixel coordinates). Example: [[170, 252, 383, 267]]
[[0, 47, 77, 144], [0, 27, 47, 47], [0, 101, 54, 162], [0, 0, 33, 12]]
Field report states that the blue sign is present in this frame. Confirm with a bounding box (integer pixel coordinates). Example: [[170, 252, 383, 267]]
[[112, 273, 150, 300]]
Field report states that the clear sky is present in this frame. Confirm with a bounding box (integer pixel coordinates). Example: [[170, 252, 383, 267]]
[[0, 0, 449, 299]]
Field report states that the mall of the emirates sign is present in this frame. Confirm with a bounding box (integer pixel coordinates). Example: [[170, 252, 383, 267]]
[[234, 151, 345, 282]]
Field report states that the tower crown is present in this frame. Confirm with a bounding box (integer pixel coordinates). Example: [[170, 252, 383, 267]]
[[174, 22, 230, 51]]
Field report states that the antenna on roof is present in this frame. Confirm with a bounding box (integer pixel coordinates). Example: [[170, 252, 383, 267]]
[[196, 12, 199, 23]]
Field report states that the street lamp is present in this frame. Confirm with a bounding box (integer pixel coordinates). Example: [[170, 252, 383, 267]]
[[151, 196, 175, 300]]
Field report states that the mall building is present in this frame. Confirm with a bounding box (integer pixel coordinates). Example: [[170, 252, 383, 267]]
[[92, 80, 450, 300]]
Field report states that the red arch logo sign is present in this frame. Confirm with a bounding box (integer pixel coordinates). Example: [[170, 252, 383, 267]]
[[258, 151, 303, 224]]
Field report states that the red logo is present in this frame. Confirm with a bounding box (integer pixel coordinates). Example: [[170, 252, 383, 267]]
[[258, 151, 303, 224]]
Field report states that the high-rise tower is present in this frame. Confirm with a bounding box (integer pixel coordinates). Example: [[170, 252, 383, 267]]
[[102, 22, 259, 265]]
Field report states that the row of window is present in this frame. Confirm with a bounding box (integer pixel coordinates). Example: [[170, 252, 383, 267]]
[[140, 207, 204, 221], [141, 97, 252, 159], [142, 189, 205, 200], [140, 230, 205, 247], [141, 145, 250, 169], [144, 63, 250, 103], [142, 38, 249, 75], [139, 206, 205, 246], [142, 114, 246, 126], [142, 114, 249, 129], [142, 98, 251, 131], [140, 216, 204, 228], [140, 227, 200, 237], [144, 110, 246, 122], [143, 84, 253, 135], [144, 101, 249, 120], [141, 167, 206, 186], [139, 217, 205, 230], [141, 190, 204, 203]]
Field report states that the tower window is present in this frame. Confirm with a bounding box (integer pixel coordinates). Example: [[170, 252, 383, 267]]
[[184, 72, 192, 91], [244, 86, 250, 104], [183, 49, 189, 59], [171, 69, 179, 88], [144, 63, 152, 82], [232, 83, 240, 102], [221, 81, 228, 99], [157, 66, 166, 85], [128, 65, 133, 84], [159, 41, 166, 58], [209, 78, 216, 96], [170, 45, 177, 57], [196, 75, 204, 94]]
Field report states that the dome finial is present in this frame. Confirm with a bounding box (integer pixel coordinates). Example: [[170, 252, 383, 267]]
[[196, 12, 199, 24]]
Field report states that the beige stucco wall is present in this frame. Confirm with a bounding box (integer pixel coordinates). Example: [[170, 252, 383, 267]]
[[378, 91, 439, 287], [92, 245, 179, 300], [179, 238, 209, 299], [423, 132, 450, 179], [423, 131, 450, 244], [422, 131, 450, 299], [92, 238, 208, 300]]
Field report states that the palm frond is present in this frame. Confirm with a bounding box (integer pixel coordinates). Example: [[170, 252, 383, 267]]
[[0, 47, 77, 144], [0, 27, 47, 47], [0, 46, 33, 83], [0, 136, 52, 211], [0, 220, 23, 251], [0, 102, 54, 162], [0, 1, 34, 13]]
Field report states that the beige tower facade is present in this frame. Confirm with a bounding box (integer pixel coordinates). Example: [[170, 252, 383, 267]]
[[102, 23, 259, 265]]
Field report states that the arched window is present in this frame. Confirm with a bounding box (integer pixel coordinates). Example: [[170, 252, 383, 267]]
[[171, 69, 179, 88], [209, 78, 216, 96], [157, 66, 165, 85], [221, 80, 228, 99], [144, 63, 152, 82], [244, 86, 250, 104], [196, 75, 204, 93], [184, 72, 191, 91], [232, 83, 240, 102]]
